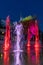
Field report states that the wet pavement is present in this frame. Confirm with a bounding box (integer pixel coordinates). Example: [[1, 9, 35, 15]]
[[0, 45, 43, 65]]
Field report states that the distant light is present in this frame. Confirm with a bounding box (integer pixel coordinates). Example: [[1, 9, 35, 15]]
[[2, 32, 4, 34], [1, 54, 3, 58]]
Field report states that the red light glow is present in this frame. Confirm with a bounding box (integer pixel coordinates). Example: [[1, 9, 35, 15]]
[[26, 27, 31, 64], [3, 16, 10, 51], [34, 20, 40, 64], [3, 52, 9, 65], [27, 28, 31, 47]]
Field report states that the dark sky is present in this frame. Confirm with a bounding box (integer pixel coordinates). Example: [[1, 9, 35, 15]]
[[0, 0, 43, 32]]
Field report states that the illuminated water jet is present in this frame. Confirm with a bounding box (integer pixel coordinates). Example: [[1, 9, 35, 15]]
[[13, 23, 24, 65], [34, 20, 40, 65], [3, 16, 10, 51], [3, 51, 9, 65]]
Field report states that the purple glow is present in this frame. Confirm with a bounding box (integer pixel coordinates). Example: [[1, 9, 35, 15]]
[[13, 23, 23, 65]]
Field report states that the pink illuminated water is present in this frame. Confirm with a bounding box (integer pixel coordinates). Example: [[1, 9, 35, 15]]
[[26, 20, 40, 65]]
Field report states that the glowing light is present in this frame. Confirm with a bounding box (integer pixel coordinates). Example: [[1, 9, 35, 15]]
[[26, 19, 40, 65], [2, 32, 4, 34], [3, 52, 9, 65], [34, 20, 40, 65], [13, 23, 23, 65], [26, 27, 31, 65], [0, 54, 3, 59], [3, 16, 10, 51], [34, 20, 40, 50], [27, 28, 31, 47], [35, 44, 40, 65]]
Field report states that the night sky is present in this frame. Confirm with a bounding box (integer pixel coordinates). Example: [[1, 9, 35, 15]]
[[0, 0, 43, 32]]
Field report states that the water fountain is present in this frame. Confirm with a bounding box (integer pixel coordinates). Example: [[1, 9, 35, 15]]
[[3, 16, 10, 51], [3, 52, 9, 65], [34, 20, 40, 65], [13, 23, 24, 65], [3, 16, 10, 65], [26, 19, 40, 65]]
